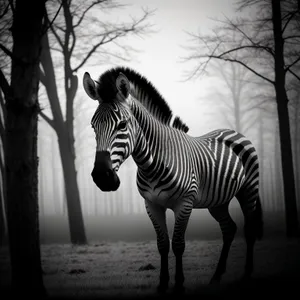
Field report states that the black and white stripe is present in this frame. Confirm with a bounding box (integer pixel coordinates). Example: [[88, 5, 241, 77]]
[[87, 66, 263, 290]]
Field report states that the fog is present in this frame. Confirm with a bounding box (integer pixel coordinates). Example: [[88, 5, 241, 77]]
[[3, 0, 299, 244]]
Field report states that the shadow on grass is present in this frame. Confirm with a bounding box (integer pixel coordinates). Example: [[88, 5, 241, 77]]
[[19, 272, 296, 300], [1, 272, 299, 300], [188, 274, 300, 299]]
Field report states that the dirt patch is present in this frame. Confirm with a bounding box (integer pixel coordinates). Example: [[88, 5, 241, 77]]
[[1, 237, 300, 299]]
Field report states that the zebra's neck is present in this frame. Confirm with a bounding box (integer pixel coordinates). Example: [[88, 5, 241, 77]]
[[130, 100, 168, 176]]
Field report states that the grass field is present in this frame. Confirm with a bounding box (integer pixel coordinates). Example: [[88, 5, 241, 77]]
[[1, 236, 300, 299]]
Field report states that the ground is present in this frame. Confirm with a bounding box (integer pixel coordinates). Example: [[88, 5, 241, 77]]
[[1, 237, 300, 299]]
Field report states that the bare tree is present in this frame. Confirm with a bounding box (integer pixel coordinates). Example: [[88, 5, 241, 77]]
[[207, 59, 270, 134], [0, 0, 46, 296], [183, 0, 300, 237], [38, 0, 154, 244]]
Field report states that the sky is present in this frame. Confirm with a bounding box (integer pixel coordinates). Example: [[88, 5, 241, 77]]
[[78, 0, 237, 136]]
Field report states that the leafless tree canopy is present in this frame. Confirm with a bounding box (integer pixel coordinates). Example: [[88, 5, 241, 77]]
[[45, 0, 155, 73], [183, 0, 300, 84]]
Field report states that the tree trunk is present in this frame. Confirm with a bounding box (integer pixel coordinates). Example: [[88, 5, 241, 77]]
[[5, 0, 46, 296], [40, 33, 87, 244], [276, 93, 299, 235], [51, 133, 61, 214], [258, 110, 265, 209], [57, 127, 87, 244], [272, 0, 299, 237], [269, 160, 275, 212], [274, 122, 284, 211]]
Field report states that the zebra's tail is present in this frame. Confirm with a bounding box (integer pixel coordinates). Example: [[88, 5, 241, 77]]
[[253, 196, 264, 240]]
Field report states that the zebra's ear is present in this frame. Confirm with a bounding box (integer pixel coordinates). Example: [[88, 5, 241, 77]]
[[116, 73, 130, 100], [83, 72, 99, 101]]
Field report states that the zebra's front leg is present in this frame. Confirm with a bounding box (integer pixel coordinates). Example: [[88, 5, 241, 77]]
[[145, 200, 170, 292], [172, 200, 193, 292]]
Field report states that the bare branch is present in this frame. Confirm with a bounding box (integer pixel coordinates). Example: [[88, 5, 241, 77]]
[[282, 10, 298, 34], [188, 45, 275, 85], [63, 2, 77, 55], [285, 55, 300, 73], [224, 16, 274, 56], [45, 9, 64, 49], [218, 44, 274, 58], [48, 46, 62, 53], [181, 39, 222, 81], [0, 68, 10, 99], [72, 33, 118, 72], [0, 3, 9, 19], [235, 0, 262, 12], [39, 111, 55, 129], [283, 35, 300, 40], [69, 29, 76, 55], [73, 0, 112, 28], [209, 55, 274, 85], [42, 2, 63, 35], [288, 67, 300, 81], [72, 8, 154, 72], [53, 23, 65, 33], [0, 43, 13, 58]]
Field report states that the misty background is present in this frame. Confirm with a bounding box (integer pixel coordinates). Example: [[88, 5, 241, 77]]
[[2, 0, 300, 244]]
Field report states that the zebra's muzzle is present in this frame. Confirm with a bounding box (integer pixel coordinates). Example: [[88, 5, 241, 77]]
[[91, 151, 120, 192]]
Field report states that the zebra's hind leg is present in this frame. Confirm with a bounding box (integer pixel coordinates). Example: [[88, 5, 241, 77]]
[[208, 202, 237, 284], [236, 192, 263, 280], [172, 199, 193, 293], [144, 200, 170, 293]]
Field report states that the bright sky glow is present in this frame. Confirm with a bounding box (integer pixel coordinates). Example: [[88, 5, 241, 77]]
[[78, 0, 236, 136]]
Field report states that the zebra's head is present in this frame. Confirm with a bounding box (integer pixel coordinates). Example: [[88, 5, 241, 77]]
[[83, 71, 137, 192]]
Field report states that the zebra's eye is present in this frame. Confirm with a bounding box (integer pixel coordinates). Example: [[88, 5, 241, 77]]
[[117, 120, 127, 131]]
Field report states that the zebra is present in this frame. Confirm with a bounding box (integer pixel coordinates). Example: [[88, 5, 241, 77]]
[[83, 66, 263, 292]]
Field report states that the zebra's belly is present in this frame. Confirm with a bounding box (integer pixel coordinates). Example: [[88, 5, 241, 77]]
[[138, 187, 184, 208]]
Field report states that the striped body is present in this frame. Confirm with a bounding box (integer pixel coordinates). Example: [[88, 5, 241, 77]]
[[136, 127, 257, 211], [129, 96, 259, 216], [83, 67, 263, 291]]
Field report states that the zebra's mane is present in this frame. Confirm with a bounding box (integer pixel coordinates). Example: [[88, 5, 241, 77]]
[[96, 66, 189, 133]]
